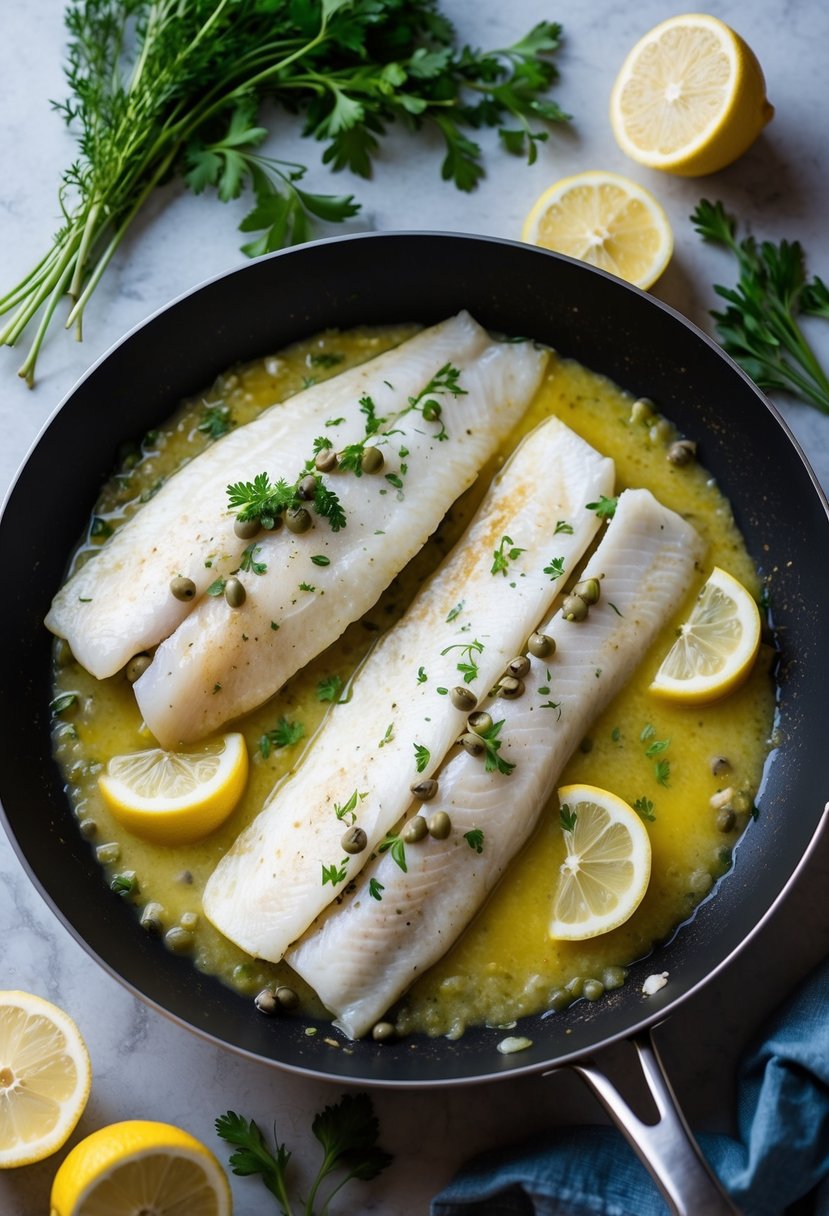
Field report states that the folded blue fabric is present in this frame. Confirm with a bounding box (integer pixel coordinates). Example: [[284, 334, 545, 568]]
[[431, 956, 829, 1216]]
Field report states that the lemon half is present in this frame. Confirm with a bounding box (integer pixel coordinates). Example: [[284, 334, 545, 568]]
[[97, 732, 248, 844], [521, 170, 673, 290], [550, 784, 652, 940], [50, 1120, 232, 1216], [649, 567, 761, 704], [610, 14, 773, 176], [0, 991, 91, 1168]]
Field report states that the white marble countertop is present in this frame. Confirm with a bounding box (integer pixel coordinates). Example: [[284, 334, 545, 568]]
[[2, 2, 829, 1213]]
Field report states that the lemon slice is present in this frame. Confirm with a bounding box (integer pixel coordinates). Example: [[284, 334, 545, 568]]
[[550, 784, 652, 940], [521, 170, 673, 290], [650, 567, 761, 704], [0, 991, 91, 1168], [50, 1120, 232, 1216], [97, 732, 248, 844], [609, 14, 774, 176]]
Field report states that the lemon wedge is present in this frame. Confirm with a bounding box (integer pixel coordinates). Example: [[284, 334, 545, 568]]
[[550, 784, 652, 940], [609, 14, 774, 176], [0, 991, 91, 1168], [521, 170, 673, 290], [97, 732, 248, 844], [50, 1120, 232, 1216], [649, 567, 761, 703]]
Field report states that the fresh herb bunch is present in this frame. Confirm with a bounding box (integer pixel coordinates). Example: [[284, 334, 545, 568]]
[[0, 0, 568, 385], [692, 200, 829, 414], [216, 1094, 392, 1215]]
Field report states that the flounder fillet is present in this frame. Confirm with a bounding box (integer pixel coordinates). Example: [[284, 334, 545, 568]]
[[288, 488, 705, 1038], [45, 312, 493, 681], [135, 330, 550, 745], [203, 415, 614, 961]]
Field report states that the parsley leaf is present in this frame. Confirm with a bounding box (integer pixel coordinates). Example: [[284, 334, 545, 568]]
[[586, 495, 618, 519], [413, 743, 430, 773], [633, 796, 656, 822], [317, 674, 343, 702], [491, 535, 526, 577], [378, 832, 407, 873], [560, 804, 577, 832], [543, 556, 565, 580], [259, 717, 305, 758], [464, 828, 485, 854]]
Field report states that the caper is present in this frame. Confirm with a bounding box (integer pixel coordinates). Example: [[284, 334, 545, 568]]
[[574, 577, 601, 605], [341, 825, 367, 854], [275, 986, 299, 1011], [78, 817, 98, 839], [506, 655, 531, 679], [315, 447, 338, 473], [285, 506, 312, 534], [428, 811, 452, 840], [360, 446, 384, 474], [650, 418, 672, 444], [602, 965, 628, 991], [170, 575, 196, 602], [716, 806, 736, 833], [402, 816, 429, 843], [450, 686, 477, 711], [297, 474, 318, 500], [467, 710, 493, 736], [583, 978, 605, 1002], [140, 902, 165, 934], [179, 911, 199, 931], [410, 779, 439, 802], [53, 638, 74, 667], [126, 653, 152, 683], [164, 926, 194, 953], [527, 631, 555, 658], [96, 842, 121, 864], [255, 988, 278, 1016], [709, 787, 735, 811], [459, 731, 485, 758], [548, 987, 571, 1012], [372, 1020, 396, 1042], [234, 516, 261, 539], [562, 594, 589, 622], [710, 755, 731, 777], [629, 397, 654, 424], [667, 438, 697, 466], [224, 576, 246, 608], [422, 400, 442, 422], [497, 675, 524, 699], [565, 975, 584, 998], [689, 868, 714, 895]]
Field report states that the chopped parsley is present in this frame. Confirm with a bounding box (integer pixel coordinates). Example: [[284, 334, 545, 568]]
[[308, 352, 345, 369], [259, 717, 305, 758], [317, 674, 343, 702], [240, 542, 267, 575], [655, 759, 671, 787], [369, 878, 385, 901], [206, 577, 226, 596], [413, 743, 430, 773], [586, 495, 618, 519], [378, 832, 407, 873], [310, 554, 330, 567], [554, 520, 574, 534], [491, 535, 526, 577], [333, 789, 367, 826], [197, 403, 234, 439], [321, 859, 349, 887], [464, 828, 485, 854], [446, 601, 465, 623], [543, 555, 565, 580], [560, 804, 577, 832], [50, 692, 78, 715], [633, 796, 656, 822], [416, 666, 428, 684], [378, 723, 395, 748]]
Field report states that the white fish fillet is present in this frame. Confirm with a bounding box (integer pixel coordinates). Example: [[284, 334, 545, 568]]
[[288, 488, 705, 1038], [136, 335, 550, 746], [203, 415, 614, 961], [45, 313, 492, 680]]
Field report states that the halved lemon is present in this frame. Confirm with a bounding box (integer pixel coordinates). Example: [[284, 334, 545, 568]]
[[650, 567, 761, 704], [0, 991, 91, 1168], [97, 732, 248, 844], [609, 14, 774, 176], [50, 1120, 232, 1216], [550, 784, 652, 940], [521, 170, 673, 290]]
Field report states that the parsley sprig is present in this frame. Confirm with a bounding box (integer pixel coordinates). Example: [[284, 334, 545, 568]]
[[227, 470, 346, 532], [1, 1, 568, 384], [475, 718, 515, 776], [216, 1094, 392, 1216], [692, 199, 829, 414]]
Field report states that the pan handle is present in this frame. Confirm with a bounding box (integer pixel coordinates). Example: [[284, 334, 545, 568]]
[[553, 1029, 740, 1215]]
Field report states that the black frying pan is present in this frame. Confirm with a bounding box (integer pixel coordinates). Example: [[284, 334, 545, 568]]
[[2, 233, 828, 1213]]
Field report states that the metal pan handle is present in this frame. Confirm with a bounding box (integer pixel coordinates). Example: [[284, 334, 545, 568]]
[[553, 1029, 740, 1215]]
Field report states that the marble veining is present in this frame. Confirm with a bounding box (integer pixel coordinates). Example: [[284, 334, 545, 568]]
[[2, 1, 829, 1212]]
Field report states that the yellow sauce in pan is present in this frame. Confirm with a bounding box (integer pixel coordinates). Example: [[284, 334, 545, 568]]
[[50, 326, 777, 1037]]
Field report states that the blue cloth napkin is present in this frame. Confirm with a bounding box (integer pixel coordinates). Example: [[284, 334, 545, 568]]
[[431, 956, 829, 1216]]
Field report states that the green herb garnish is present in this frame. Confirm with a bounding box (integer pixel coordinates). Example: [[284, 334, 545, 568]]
[[633, 796, 656, 822], [317, 675, 343, 702], [586, 495, 618, 519], [543, 555, 565, 580], [692, 199, 829, 413], [378, 832, 407, 873], [321, 858, 349, 887], [259, 717, 305, 758], [491, 535, 526, 577], [464, 828, 485, 854], [413, 743, 430, 773], [240, 543, 267, 575], [560, 804, 577, 832]]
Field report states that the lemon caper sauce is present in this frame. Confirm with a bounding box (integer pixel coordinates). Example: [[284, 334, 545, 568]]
[[50, 326, 776, 1039]]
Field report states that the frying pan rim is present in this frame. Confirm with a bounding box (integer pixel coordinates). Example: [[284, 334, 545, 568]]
[[2, 229, 828, 1087]]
